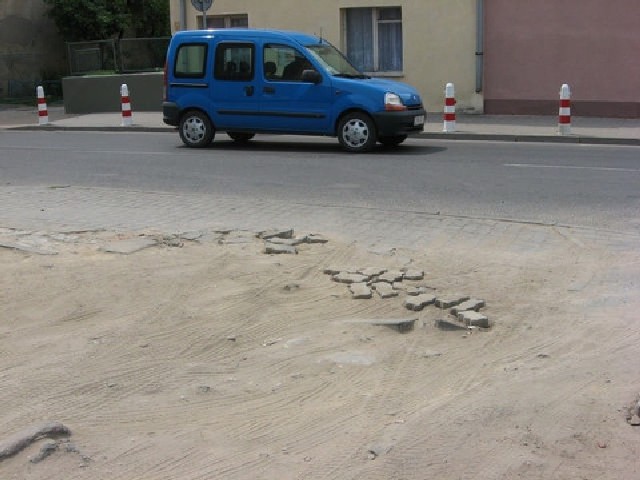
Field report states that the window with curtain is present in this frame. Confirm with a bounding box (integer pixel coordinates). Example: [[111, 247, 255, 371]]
[[198, 14, 248, 29], [345, 7, 403, 73]]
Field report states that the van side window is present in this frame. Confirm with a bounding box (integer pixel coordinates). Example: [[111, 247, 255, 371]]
[[263, 44, 316, 82], [214, 43, 254, 81], [174, 43, 208, 78]]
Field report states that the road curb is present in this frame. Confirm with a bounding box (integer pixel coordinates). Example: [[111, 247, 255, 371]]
[[4, 125, 638, 146]]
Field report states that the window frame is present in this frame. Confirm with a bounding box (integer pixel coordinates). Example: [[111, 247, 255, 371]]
[[198, 13, 249, 29], [342, 6, 403, 77], [214, 42, 255, 82], [173, 42, 208, 79]]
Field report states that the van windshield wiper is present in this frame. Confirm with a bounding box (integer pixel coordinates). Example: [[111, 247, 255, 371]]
[[333, 73, 370, 79]]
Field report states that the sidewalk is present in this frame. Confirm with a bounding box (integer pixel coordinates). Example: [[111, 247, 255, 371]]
[[1, 104, 638, 145]]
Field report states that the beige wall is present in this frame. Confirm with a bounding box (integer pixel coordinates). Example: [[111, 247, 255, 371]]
[[169, 0, 479, 113], [0, 0, 66, 96]]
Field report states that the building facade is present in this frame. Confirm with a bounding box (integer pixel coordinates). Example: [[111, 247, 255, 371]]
[[0, 0, 66, 97], [170, 0, 639, 118]]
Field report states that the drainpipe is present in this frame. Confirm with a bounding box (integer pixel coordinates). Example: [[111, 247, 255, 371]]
[[475, 0, 484, 93], [179, 0, 187, 30]]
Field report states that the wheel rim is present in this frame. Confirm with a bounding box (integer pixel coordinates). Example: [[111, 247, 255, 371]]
[[182, 116, 206, 143], [342, 118, 369, 148]]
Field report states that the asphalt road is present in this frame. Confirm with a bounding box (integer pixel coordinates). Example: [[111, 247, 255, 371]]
[[1, 130, 639, 234]]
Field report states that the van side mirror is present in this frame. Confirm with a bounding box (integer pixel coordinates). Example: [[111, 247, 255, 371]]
[[301, 69, 322, 84]]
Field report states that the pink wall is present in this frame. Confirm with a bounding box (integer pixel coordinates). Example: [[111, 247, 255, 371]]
[[484, 0, 639, 117]]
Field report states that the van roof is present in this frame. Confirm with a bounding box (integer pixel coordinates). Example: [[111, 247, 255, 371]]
[[171, 29, 324, 45]]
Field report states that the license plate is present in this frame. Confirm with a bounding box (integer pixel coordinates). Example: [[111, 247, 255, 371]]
[[414, 115, 425, 126]]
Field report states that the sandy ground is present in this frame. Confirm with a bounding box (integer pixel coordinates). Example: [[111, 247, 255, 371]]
[[1, 227, 639, 479]]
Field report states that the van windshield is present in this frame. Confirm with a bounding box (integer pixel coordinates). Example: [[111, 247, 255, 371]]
[[305, 43, 369, 79]]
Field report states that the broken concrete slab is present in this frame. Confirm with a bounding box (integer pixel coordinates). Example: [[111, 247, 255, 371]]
[[101, 237, 157, 254], [301, 233, 328, 244], [358, 267, 387, 277], [350, 283, 372, 299], [402, 269, 424, 280], [451, 298, 486, 315], [259, 228, 294, 240], [457, 310, 492, 328], [434, 319, 468, 331], [435, 295, 470, 309], [404, 294, 436, 311], [264, 243, 297, 254], [377, 270, 404, 283], [333, 272, 370, 284], [369, 317, 416, 332], [372, 282, 399, 299], [266, 237, 303, 246], [406, 286, 428, 296]]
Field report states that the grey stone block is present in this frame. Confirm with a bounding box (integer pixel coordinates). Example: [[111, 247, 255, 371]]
[[457, 311, 492, 328], [101, 237, 157, 254], [435, 295, 470, 309], [302, 233, 328, 244], [372, 282, 399, 298], [358, 267, 387, 277], [378, 270, 404, 283], [350, 283, 372, 299], [404, 294, 436, 311], [451, 298, 486, 315], [406, 286, 428, 296], [333, 272, 370, 284], [264, 242, 297, 254], [259, 228, 294, 240], [402, 269, 424, 280]]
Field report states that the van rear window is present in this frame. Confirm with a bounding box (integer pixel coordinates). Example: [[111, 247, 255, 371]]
[[174, 43, 207, 78]]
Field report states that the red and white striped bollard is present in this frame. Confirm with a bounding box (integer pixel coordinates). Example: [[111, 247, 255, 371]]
[[558, 83, 571, 135], [37, 86, 49, 126], [443, 82, 456, 132], [120, 83, 133, 127]]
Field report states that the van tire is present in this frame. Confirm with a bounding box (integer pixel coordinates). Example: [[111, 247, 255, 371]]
[[378, 135, 407, 147], [227, 132, 255, 143], [179, 110, 215, 148], [337, 112, 377, 153]]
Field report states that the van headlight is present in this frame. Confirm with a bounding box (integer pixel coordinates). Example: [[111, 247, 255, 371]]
[[384, 92, 407, 111]]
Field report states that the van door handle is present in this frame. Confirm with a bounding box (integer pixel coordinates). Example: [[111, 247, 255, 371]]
[[263, 86, 275, 94], [244, 86, 254, 96]]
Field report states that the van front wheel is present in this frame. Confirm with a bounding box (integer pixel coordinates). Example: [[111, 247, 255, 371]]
[[338, 113, 376, 153], [179, 111, 215, 148]]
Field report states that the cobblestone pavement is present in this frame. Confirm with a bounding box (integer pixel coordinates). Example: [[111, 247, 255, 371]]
[[1, 185, 637, 254]]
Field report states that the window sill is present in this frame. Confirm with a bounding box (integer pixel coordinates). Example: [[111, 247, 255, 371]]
[[364, 71, 404, 78]]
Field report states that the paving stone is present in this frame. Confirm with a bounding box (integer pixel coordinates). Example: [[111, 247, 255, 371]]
[[378, 270, 404, 283], [372, 282, 399, 298], [350, 283, 372, 299], [264, 242, 297, 254], [406, 286, 428, 296], [368, 317, 417, 333], [435, 295, 470, 309], [404, 294, 436, 311], [434, 319, 468, 331], [333, 272, 370, 284], [301, 233, 328, 243], [457, 310, 492, 328], [402, 269, 424, 280], [451, 298, 486, 315], [358, 267, 387, 277], [259, 228, 294, 240], [101, 237, 157, 254], [266, 237, 302, 246]]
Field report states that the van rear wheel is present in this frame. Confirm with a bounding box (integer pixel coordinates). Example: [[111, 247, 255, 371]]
[[227, 132, 255, 143], [337, 112, 377, 153], [179, 110, 215, 148]]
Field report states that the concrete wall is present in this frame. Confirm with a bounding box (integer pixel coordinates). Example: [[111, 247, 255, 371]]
[[63, 73, 163, 114], [484, 0, 640, 117], [168, 0, 479, 113], [0, 0, 66, 96]]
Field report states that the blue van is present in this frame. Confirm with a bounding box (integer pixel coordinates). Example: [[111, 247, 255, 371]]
[[163, 29, 426, 153]]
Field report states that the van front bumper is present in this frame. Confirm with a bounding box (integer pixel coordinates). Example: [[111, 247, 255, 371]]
[[372, 109, 426, 136], [163, 102, 180, 126]]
